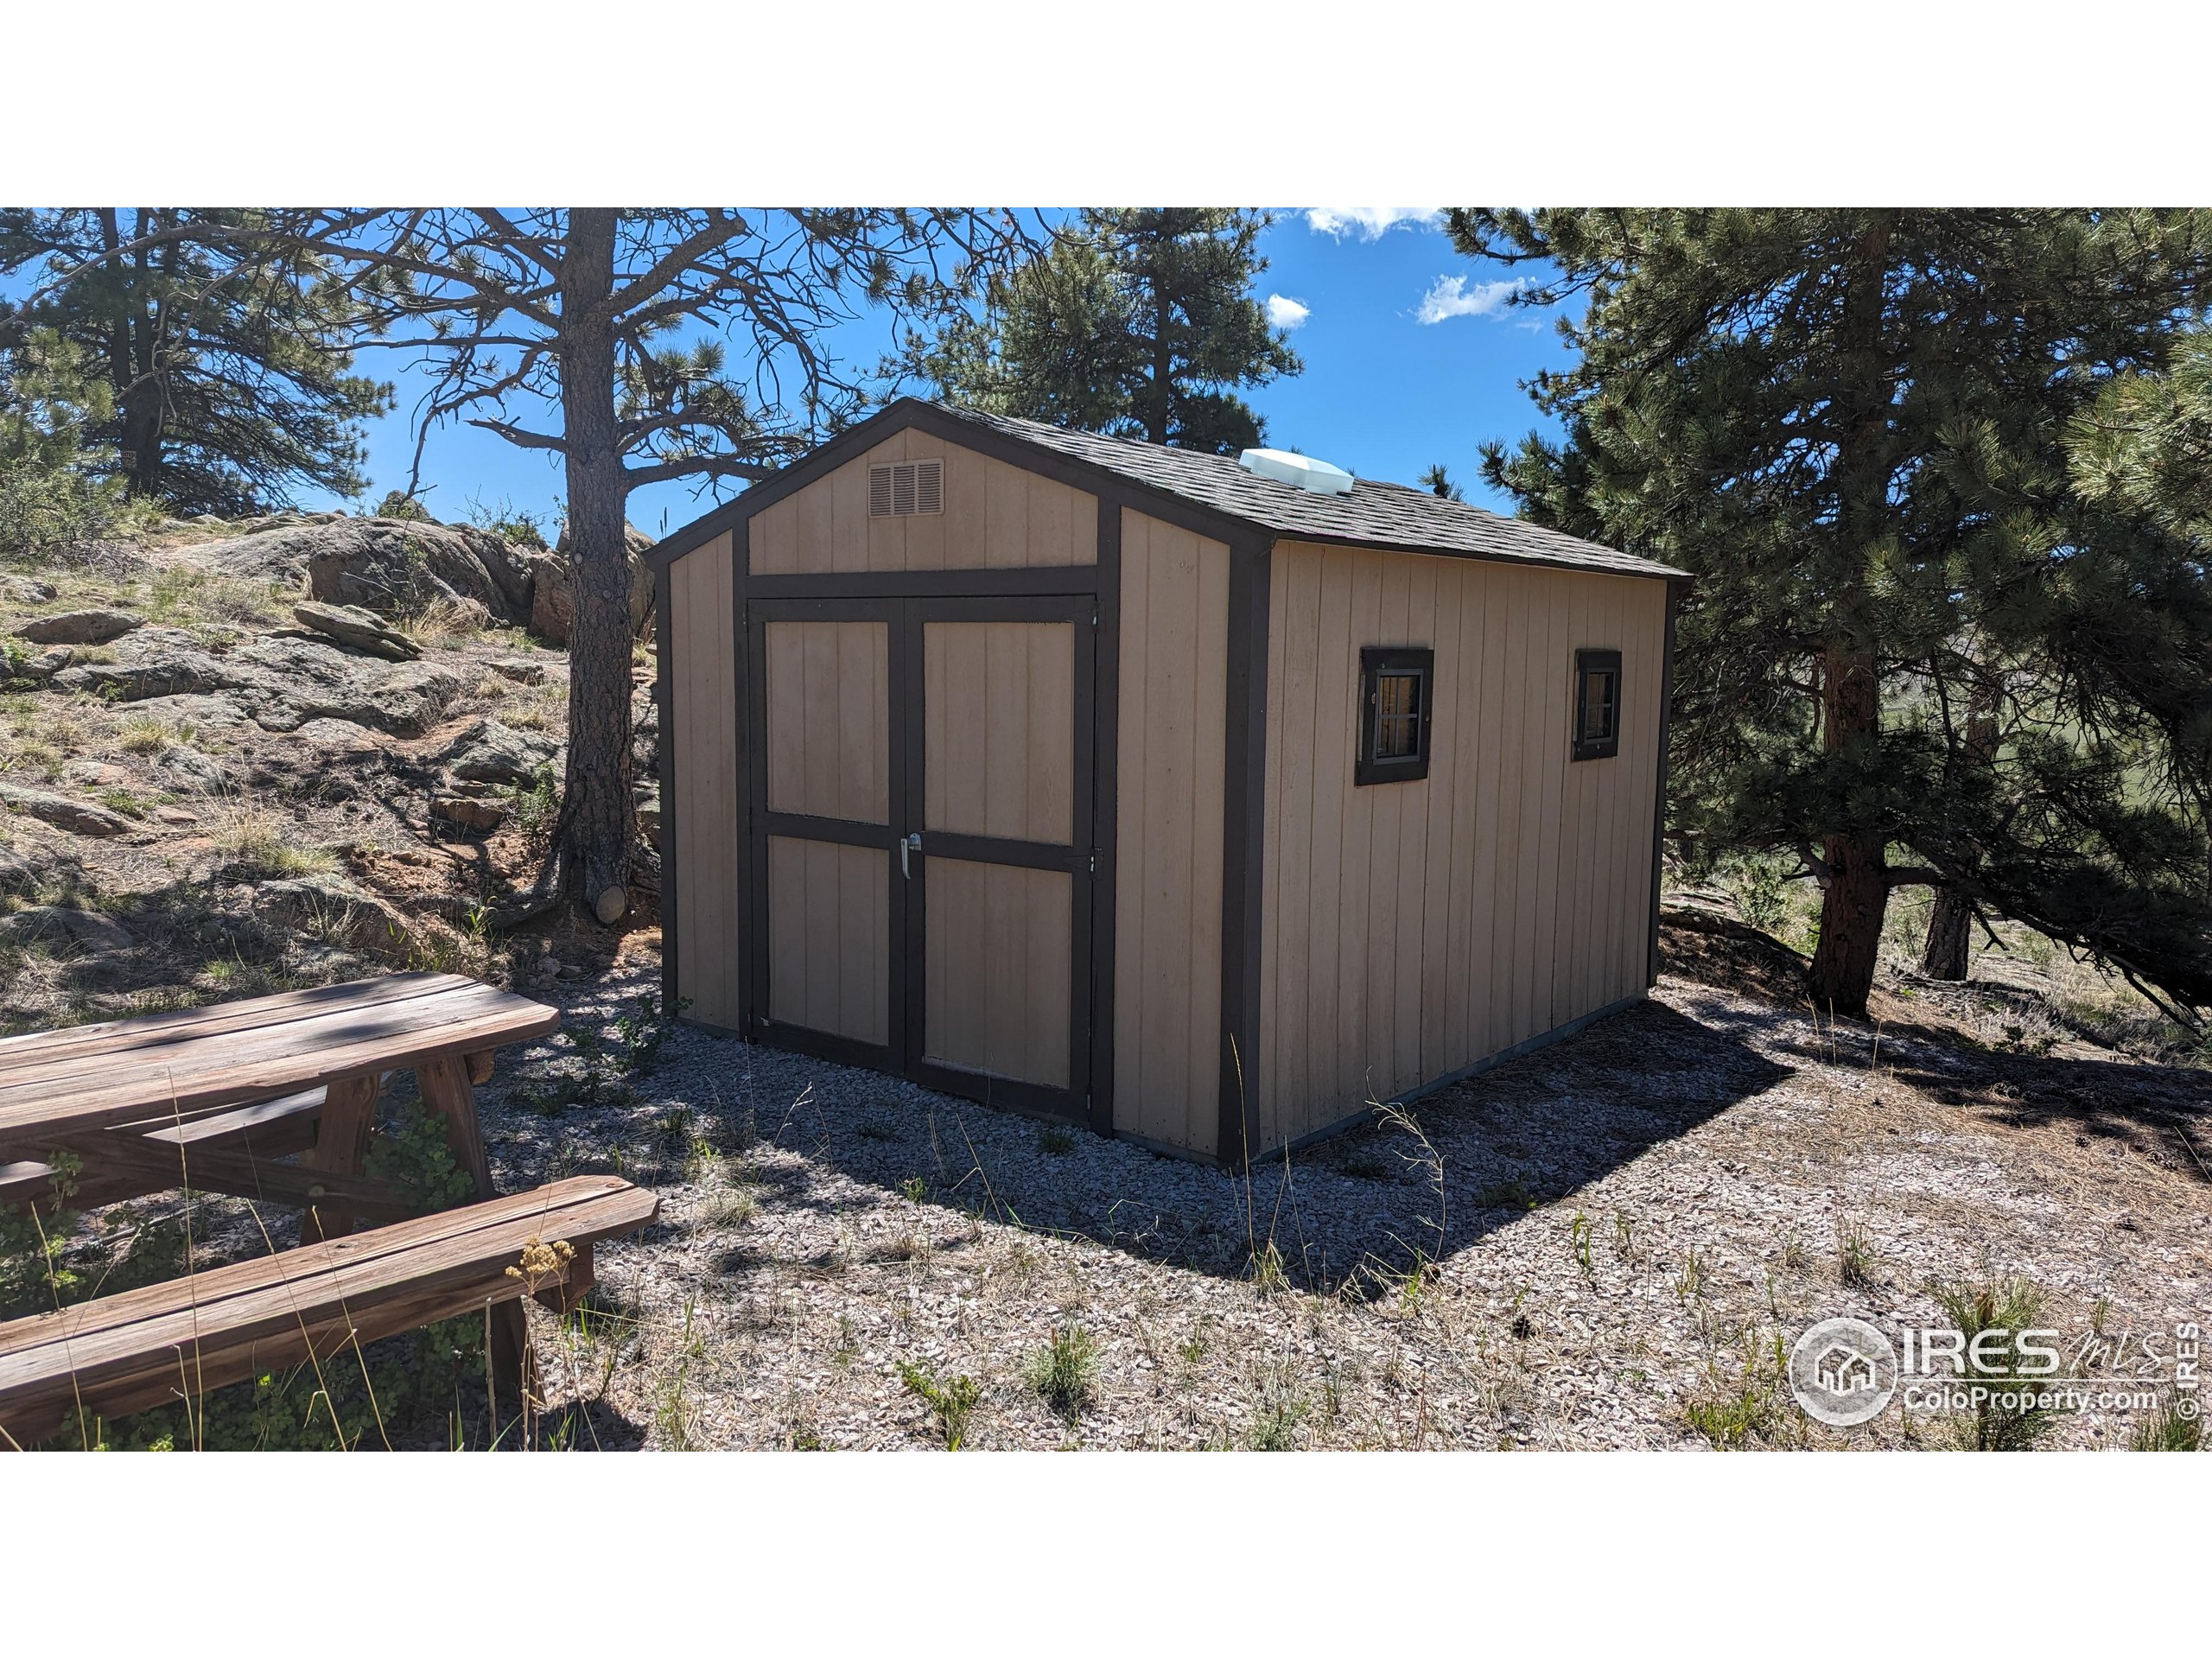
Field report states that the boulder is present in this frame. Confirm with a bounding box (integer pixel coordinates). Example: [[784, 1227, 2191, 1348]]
[[486, 657, 548, 686], [1, 905, 135, 953], [13, 608, 141, 645], [129, 693, 251, 731], [291, 601, 423, 662], [291, 717, 385, 755], [205, 516, 537, 624], [431, 792, 507, 836], [369, 662, 466, 736], [0, 782, 137, 838], [9, 645, 74, 683], [439, 716, 560, 786], [0, 841, 59, 893], [51, 627, 233, 702], [527, 524, 656, 645], [48, 619, 461, 737], [253, 875, 410, 950], [1, 575, 58, 604], [157, 747, 231, 794]]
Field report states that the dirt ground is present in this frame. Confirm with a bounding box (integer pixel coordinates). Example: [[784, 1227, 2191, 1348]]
[[469, 914, 2209, 1452]]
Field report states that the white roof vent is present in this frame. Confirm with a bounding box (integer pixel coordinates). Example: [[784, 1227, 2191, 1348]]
[[1238, 447, 1355, 496]]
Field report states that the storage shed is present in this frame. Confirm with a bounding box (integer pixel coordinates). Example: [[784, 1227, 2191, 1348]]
[[648, 398, 1686, 1166]]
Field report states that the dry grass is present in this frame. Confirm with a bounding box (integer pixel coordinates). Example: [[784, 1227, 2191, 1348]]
[[207, 799, 336, 879]]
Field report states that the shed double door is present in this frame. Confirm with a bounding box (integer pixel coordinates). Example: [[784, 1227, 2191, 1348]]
[[751, 595, 1096, 1121]]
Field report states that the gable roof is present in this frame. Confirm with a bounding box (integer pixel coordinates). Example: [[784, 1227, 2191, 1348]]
[[650, 398, 1688, 582]]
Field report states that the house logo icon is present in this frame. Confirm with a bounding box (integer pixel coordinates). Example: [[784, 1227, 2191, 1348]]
[[1789, 1318, 1897, 1427]]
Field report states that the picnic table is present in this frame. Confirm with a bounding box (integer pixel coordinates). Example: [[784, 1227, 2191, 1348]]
[[0, 972, 662, 1447], [0, 971, 557, 1224]]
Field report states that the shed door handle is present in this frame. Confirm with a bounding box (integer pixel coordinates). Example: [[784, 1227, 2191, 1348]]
[[900, 832, 922, 879]]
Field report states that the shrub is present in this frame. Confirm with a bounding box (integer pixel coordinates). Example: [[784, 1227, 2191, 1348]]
[[1932, 1274, 2060, 1452], [898, 1360, 981, 1450], [1026, 1321, 1100, 1422]]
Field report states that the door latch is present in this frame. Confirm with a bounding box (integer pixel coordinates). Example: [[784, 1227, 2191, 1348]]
[[900, 831, 922, 879]]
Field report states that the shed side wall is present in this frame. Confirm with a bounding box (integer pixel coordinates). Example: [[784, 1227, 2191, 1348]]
[[668, 530, 742, 1029], [1115, 509, 1229, 1157], [1256, 542, 1665, 1148], [749, 428, 1097, 574]]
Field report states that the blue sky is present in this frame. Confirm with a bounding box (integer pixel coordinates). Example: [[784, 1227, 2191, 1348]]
[[321, 207, 1573, 538], [1, 210, 1570, 534]]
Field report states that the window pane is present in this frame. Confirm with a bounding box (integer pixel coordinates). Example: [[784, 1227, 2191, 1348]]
[[1583, 671, 1614, 741], [1376, 671, 1421, 759]]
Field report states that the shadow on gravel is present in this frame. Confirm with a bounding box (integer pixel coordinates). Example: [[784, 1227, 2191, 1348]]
[[702, 994, 1790, 1302], [1661, 911, 2211, 1184]]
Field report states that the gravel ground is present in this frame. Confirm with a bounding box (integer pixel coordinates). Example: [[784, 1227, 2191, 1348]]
[[474, 921, 2212, 1452]]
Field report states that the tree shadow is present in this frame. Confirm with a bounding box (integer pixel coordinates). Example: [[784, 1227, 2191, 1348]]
[[652, 996, 1792, 1300]]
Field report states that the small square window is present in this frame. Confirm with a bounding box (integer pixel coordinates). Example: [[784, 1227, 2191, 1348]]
[[1573, 648, 1622, 761], [1357, 646, 1433, 785]]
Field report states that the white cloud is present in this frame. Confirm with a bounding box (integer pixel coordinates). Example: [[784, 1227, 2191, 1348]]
[[1265, 293, 1310, 331], [1415, 274, 1528, 325], [1305, 207, 1444, 240]]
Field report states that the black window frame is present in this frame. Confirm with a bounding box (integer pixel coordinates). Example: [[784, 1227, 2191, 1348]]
[[1356, 645, 1434, 785], [1572, 647, 1623, 762]]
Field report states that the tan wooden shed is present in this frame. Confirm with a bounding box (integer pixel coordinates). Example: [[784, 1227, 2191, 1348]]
[[648, 398, 1686, 1166]]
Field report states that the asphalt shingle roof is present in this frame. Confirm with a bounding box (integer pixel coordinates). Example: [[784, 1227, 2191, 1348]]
[[931, 404, 1686, 582]]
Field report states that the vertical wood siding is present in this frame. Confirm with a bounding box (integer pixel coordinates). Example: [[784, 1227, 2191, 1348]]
[[766, 836, 889, 1044], [749, 429, 1097, 574], [924, 860, 1073, 1087], [923, 620, 1074, 844], [763, 620, 889, 823], [1114, 510, 1229, 1157], [1256, 542, 1667, 1149], [667, 531, 741, 1029]]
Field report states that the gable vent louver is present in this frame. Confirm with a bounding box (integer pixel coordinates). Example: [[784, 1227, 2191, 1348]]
[[869, 458, 944, 518]]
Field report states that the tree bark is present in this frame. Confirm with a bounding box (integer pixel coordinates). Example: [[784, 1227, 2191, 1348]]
[[1922, 692, 1998, 979], [1808, 647, 1889, 1016], [552, 208, 637, 922], [1921, 887, 1973, 979], [1805, 214, 1896, 1020]]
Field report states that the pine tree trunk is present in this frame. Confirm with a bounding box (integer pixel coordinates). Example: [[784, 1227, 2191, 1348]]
[[1922, 694, 1998, 980], [553, 209, 636, 924], [1921, 888, 1973, 980], [1805, 215, 1897, 1021], [1808, 648, 1888, 1017]]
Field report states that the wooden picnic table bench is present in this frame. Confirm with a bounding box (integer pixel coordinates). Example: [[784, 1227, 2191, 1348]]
[[0, 971, 615, 1445], [0, 1174, 658, 1449], [0, 971, 559, 1235]]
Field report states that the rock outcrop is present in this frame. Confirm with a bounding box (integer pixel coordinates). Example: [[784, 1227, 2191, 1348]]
[[52, 626, 461, 736], [527, 523, 657, 645], [1, 905, 135, 952], [438, 716, 561, 787], [13, 608, 142, 645], [208, 515, 538, 625], [0, 781, 137, 838], [291, 601, 423, 662]]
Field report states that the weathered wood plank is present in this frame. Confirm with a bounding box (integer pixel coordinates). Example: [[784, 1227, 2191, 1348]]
[[0, 1177, 657, 1446]]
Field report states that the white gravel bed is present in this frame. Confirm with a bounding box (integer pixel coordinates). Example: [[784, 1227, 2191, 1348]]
[[471, 964, 2212, 1452]]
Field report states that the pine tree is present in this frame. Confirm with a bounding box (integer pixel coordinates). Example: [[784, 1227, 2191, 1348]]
[[2069, 326, 2212, 906], [283, 208, 1022, 922], [894, 208, 1300, 454], [0, 210, 392, 514], [1456, 209, 2212, 1025], [0, 326, 142, 558]]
